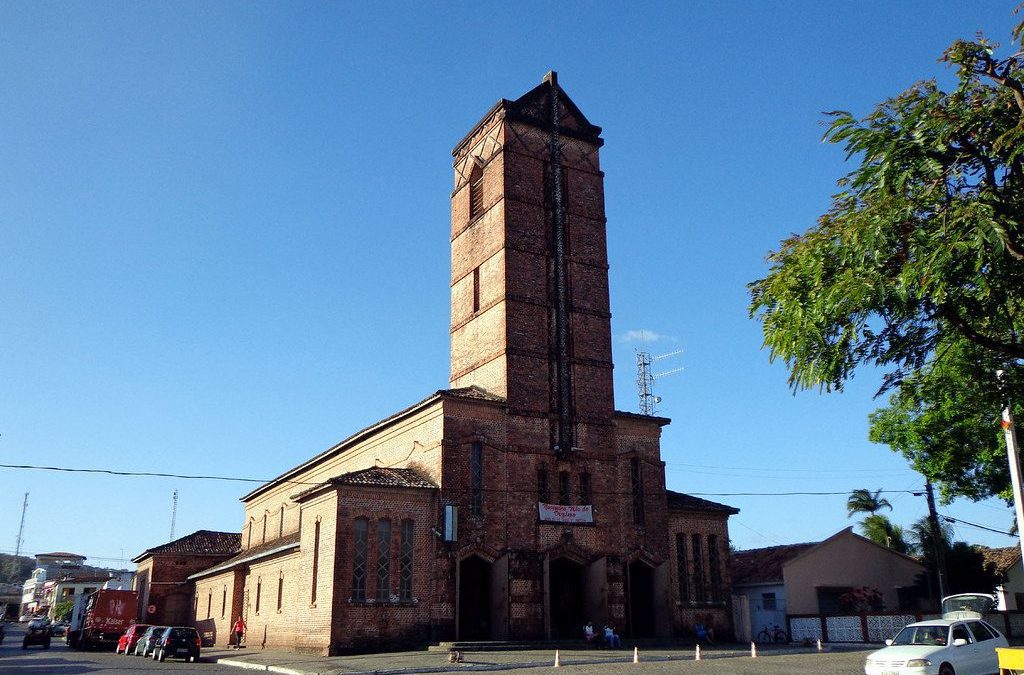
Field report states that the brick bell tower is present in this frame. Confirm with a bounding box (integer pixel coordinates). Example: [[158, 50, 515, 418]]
[[449, 72, 614, 456]]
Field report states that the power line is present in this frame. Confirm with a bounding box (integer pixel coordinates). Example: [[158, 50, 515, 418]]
[[939, 513, 1017, 538], [0, 462, 925, 498]]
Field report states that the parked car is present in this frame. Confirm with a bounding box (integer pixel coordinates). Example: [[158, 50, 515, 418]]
[[133, 625, 168, 658], [152, 626, 201, 663], [116, 623, 151, 654], [26, 617, 49, 631], [22, 626, 51, 650], [864, 618, 1007, 675]]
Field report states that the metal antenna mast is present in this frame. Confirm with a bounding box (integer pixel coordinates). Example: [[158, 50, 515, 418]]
[[14, 492, 28, 558], [636, 348, 685, 415], [169, 489, 178, 541]]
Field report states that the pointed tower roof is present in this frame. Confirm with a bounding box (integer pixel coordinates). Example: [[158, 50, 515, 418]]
[[453, 71, 603, 155]]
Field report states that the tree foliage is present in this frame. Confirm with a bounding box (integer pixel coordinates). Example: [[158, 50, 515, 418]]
[[846, 488, 893, 517], [860, 513, 910, 554], [750, 14, 1024, 502]]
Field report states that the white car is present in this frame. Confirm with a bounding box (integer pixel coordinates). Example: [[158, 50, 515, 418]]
[[864, 618, 1007, 675]]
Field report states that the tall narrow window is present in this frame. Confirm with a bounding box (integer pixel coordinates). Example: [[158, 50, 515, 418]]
[[708, 535, 722, 602], [676, 534, 690, 602], [470, 442, 483, 516], [247, 520, 252, 548], [472, 267, 480, 314], [279, 505, 285, 538], [578, 472, 592, 505], [631, 458, 645, 525], [537, 468, 549, 503], [352, 518, 368, 601], [558, 471, 571, 505], [193, 595, 198, 617], [255, 577, 262, 614], [262, 512, 267, 543], [376, 519, 392, 602], [206, 591, 212, 619], [692, 534, 706, 602], [221, 586, 226, 618], [277, 574, 284, 612], [311, 519, 321, 604], [469, 164, 484, 220], [399, 520, 414, 601]]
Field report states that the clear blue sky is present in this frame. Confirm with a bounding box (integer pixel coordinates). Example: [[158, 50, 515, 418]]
[[2, 2, 1020, 568]]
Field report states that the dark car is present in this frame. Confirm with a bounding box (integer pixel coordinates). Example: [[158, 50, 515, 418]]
[[117, 623, 151, 654], [134, 625, 168, 657], [153, 626, 201, 663], [22, 626, 51, 649]]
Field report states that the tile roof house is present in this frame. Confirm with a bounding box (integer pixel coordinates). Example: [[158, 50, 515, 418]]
[[730, 528, 928, 642], [978, 546, 1023, 610], [131, 530, 241, 627]]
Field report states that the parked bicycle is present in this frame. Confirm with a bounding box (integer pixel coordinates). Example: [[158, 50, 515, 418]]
[[757, 624, 789, 644]]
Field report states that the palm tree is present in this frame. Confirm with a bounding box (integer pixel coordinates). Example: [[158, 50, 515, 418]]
[[908, 515, 952, 556], [861, 514, 910, 553], [847, 488, 893, 518]]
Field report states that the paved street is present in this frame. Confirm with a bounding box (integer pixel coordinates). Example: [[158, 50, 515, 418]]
[[0, 624, 238, 674], [0, 620, 876, 675]]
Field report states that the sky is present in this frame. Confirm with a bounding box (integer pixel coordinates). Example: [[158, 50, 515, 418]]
[[2, 2, 1022, 570]]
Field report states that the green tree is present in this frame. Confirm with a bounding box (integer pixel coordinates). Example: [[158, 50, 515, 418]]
[[846, 488, 893, 517], [749, 15, 1024, 501], [861, 513, 910, 554], [52, 599, 74, 622]]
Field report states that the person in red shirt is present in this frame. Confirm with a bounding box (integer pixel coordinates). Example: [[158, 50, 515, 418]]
[[232, 616, 246, 649]]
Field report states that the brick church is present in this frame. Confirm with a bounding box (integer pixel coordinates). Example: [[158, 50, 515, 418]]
[[175, 73, 738, 653]]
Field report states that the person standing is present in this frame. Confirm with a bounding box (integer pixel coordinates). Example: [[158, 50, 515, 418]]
[[232, 616, 246, 649]]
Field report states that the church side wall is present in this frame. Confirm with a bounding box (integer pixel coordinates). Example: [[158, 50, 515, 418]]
[[192, 570, 239, 647], [238, 402, 445, 552], [666, 510, 734, 639]]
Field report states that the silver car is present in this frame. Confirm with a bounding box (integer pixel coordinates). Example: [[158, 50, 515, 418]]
[[133, 625, 168, 657]]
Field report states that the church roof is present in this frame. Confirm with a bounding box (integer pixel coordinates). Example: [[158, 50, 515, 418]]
[[241, 386, 503, 502], [665, 490, 739, 515], [132, 530, 241, 563], [188, 532, 301, 581], [453, 71, 603, 156], [292, 466, 436, 502]]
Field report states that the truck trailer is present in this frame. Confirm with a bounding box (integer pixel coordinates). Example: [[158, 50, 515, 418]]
[[68, 589, 138, 650]]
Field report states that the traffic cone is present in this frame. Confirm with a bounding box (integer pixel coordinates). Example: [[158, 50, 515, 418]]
[[633, 646, 639, 663], [695, 644, 701, 661], [554, 650, 561, 667], [751, 641, 757, 658]]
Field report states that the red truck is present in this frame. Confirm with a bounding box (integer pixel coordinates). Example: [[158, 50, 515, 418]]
[[68, 589, 138, 650]]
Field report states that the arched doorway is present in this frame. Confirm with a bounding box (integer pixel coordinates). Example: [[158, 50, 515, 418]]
[[458, 556, 492, 640], [549, 558, 585, 640], [625, 560, 655, 637]]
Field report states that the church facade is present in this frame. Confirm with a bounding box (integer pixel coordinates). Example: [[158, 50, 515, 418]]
[[184, 74, 738, 654]]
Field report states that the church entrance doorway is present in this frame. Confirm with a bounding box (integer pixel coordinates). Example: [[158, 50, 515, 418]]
[[549, 558, 585, 640], [458, 555, 492, 640], [625, 560, 655, 637]]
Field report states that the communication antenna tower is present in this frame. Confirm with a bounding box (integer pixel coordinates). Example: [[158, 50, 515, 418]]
[[636, 348, 684, 415], [169, 489, 178, 541], [14, 492, 28, 558]]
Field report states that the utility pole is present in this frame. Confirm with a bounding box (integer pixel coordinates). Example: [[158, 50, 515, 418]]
[[14, 492, 28, 558], [924, 480, 948, 601], [998, 370, 1024, 567]]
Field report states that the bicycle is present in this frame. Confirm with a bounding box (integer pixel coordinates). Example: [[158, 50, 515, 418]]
[[756, 624, 789, 644]]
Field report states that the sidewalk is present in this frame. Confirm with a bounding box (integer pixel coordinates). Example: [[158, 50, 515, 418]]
[[203, 643, 846, 675]]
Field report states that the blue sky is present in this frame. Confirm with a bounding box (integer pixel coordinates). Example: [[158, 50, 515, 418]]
[[2, 2, 1021, 568]]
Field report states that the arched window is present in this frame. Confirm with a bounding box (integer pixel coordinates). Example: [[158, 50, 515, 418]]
[[558, 471, 571, 505], [277, 573, 284, 612], [470, 442, 483, 516], [376, 519, 392, 602], [279, 505, 285, 538], [399, 520, 414, 601], [352, 518, 369, 601], [255, 576, 262, 614], [262, 511, 267, 543], [469, 163, 484, 220], [221, 585, 226, 618]]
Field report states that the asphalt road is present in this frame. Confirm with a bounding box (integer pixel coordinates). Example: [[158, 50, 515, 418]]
[[0, 623, 238, 674]]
